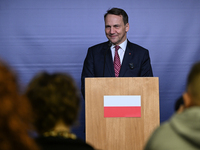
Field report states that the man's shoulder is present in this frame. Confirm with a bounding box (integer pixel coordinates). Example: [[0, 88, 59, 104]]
[[127, 40, 148, 51]]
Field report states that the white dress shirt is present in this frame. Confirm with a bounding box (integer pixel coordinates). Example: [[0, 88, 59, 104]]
[[110, 39, 127, 64]]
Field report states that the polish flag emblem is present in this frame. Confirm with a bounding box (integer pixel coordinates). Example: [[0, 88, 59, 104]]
[[104, 95, 141, 118]]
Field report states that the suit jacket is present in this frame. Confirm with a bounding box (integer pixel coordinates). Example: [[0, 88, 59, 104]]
[[81, 40, 153, 97]]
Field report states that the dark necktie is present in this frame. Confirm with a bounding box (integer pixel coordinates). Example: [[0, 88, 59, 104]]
[[114, 45, 121, 77]]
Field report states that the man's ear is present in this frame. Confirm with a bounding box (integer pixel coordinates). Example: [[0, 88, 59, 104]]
[[125, 23, 129, 32], [183, 92, 192, 108]]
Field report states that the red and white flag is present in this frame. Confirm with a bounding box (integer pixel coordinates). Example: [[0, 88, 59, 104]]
[[104, 95, 141, 117]]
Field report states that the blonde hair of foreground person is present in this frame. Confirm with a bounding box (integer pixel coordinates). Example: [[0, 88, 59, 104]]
[[0, 60, 39, 150]]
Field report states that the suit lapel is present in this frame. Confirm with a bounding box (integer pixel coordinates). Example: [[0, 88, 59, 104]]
[[102, 42, 115, 77], [106, 48, 115, 77], [119, 41, 132, 77]]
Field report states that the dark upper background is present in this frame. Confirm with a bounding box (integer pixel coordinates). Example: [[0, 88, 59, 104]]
[[0, 0, 200, 140]]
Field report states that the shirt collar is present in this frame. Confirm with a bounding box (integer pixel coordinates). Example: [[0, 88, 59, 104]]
[[111, 39, 127, 52]]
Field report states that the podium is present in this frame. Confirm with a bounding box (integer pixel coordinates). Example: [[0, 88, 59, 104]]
[[85, 77, 159, 150]]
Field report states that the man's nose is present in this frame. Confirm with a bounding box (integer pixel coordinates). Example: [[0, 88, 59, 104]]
[[110, 27, 115, 34]]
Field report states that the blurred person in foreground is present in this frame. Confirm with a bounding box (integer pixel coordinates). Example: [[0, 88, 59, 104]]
[[144, 61, 200, 150], [0, 59, 39, 150], [25, 72, 94, 150]]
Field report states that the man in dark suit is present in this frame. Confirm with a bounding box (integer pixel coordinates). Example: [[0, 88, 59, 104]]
[[81, 7, 153, 97]]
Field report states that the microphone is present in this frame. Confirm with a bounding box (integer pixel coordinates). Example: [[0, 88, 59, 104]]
[[129, 63, 134, 69], [103, 41, 112, 77]]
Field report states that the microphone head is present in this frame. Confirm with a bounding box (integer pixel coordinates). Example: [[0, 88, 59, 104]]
[[108, 41, 112, 47]]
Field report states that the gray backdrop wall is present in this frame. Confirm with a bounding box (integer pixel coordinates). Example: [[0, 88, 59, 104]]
[[0, 0, 200, 140]]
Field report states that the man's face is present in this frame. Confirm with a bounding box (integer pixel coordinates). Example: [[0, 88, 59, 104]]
[[105, 14, 129, 45]]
